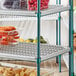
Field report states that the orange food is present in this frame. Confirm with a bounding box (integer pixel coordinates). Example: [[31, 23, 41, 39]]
[[0, 35, 2, 39], [14, 69, 22, 75], [3, 38, 8, 41], [3, 70, 15, 76], [13, 31, 18, 36], [10, 40, 17, 43], [21, 68, 27, 72], [0, 26, 19, 45], [0, 32, 8, 36], [0, 67, 39, 76], [0, 41, 9, 45], [9, 31, 19, 36], [8, 36, 14, 41], [0, 67, 5, 74], [14, 36, 20, 39], [9, 32, 14, 36], [0, 26, 10, 31], [3, 36, 13, 42], [6, 68, 13, 71], [6, 26, 16, 30], [0, 26, 6, 30], [0, 26, 16, 31]]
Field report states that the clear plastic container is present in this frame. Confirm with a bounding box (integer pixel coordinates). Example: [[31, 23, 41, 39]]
[[0, 61, 55, 76], [0, 0, 49, 10], [28, 0, 49, 11], [0, 0, 27, 10], [0, 26, 19, 45]]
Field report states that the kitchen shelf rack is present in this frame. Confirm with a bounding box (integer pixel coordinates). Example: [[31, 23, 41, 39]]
[[0, 43, 70, 62], [0, 0, 74, 76], [0, 14, 58, 21], [0, 5, 70, 17]]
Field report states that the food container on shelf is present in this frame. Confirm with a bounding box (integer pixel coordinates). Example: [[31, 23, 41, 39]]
[[0, 0, 49, 10], [28, 0, 49, 10], [0, 61, 55, 76], [0, 0, 27, 10], [0, 26, 20, 45]]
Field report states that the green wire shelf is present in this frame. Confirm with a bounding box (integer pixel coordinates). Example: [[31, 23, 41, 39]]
[[0, 5, 70, 17], [0, 43, 70, 62], [0, 14, 58, 21]]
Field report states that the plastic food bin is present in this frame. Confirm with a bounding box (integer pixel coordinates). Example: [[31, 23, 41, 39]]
[[0, 0, 49, 10], [0, 61, 55, 76], [0, 26, 19, 45]]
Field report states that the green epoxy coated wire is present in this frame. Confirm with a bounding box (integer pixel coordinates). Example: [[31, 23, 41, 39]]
[[37, 0, 41, 76], [58, 0, 61, 73], [69, 0, 74, 76]]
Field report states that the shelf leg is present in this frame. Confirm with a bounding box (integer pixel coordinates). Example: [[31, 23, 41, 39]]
[[69, 0, 74, 76], [56, 57, 58, 64], [58, 8, 61, 73], [56, 20, 59, 64], [37, 58, 41, 76], [69, 52, 72, 76], [58, 0, 61, 73], [58, 14, 61, 72], [59, 55, 61, 72], [37, 0, 41, 76], [58, 16, 61, 72]]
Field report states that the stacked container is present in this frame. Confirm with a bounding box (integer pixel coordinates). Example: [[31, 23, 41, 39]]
[[0, 26, 19, 45], [1, 0, 49, 10]]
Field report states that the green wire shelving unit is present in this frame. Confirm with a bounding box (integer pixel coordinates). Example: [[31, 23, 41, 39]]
[[0, 0, 74, 76]]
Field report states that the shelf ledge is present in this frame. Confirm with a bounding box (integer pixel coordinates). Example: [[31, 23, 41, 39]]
[[0, 43, 70, 62], [0, 5, 70, 17], [0, 14, 58, 21]]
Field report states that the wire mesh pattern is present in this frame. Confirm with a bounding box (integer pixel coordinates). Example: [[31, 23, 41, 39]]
[[0, 43, 70, 61], [0, 14, 58, 21], [0, 5, 70, 17]]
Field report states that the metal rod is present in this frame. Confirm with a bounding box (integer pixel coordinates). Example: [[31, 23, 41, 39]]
[[56, 0, 58, 4], [69, 52, 71, 76], [56, 20, 59, 63], [56, 0, 59, 64], [58, 0, 61, 72], [69, 0, 74, 76], [37, 0, 41, 76]]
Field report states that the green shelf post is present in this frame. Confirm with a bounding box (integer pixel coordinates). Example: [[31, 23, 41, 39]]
[[37, 0, 41, 76], [58, 0, 61, 72], [56, 0, 59, 64], [56, 20, 59, 63], [56, 0, 58, 4], [69, 0, 74, 76]]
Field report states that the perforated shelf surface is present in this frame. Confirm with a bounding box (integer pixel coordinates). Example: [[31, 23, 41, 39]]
[[0, 43, 70, 62], [0, 14, 58, 21], [0, 5, 70, 17]]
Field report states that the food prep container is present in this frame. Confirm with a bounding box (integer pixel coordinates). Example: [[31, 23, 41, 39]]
[[0, 26, 19, 45]]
